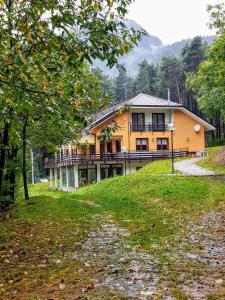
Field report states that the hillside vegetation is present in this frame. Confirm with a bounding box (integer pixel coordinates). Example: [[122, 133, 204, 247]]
[[1, 159, 224, 299], [197, 146, 225, 174]]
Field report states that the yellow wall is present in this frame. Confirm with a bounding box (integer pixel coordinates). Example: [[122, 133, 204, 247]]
[[173, 110, 205, 152], [90, 109, 206, 153]]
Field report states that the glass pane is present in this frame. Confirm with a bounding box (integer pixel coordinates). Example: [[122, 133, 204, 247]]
[[68, 167, 75, 188], [89, 168, 96, 184], [162, 139, 167, 145], [62, 168, 67, 186], [136, 139, 141, 145], [157, 139, 161, 145], [152, 114, 157, 124], [157, 114, 164, 125]]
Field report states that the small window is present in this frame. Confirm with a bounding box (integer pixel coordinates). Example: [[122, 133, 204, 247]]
[[157, 138, 168, 150], [136, 138, 148, 151]]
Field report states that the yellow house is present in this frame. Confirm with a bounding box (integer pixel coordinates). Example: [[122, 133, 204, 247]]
[[46, 94, 215, 190]]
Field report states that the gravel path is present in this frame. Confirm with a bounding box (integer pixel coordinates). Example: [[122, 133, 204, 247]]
[[71, 208, 225, 299], [174, 157, 215, 176], [74, 218, 160, 299]]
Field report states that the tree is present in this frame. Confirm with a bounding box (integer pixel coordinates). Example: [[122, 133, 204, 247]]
[[92, 67, 116, 103], [115, 66, 128, 101], [181, 37, 207, 73], [134, 60, 157, 95], [186, 4, 225, 118], [0, 0, 143, 204], [155, 56, 184, 103], [98, 121, 120, 142]]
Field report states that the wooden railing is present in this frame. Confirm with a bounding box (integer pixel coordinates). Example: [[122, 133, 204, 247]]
[[44, 149, 188, 168]]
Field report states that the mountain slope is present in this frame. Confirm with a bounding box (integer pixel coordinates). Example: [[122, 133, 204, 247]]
[[94, 19, 215, 76]]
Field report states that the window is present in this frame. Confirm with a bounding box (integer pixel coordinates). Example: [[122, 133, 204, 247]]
[[136, 138, 148, 151], [152, 113, 165, 131], [78, 165, 97, 186], [132, 113, 145, 131], [100, 164, 123, 180], [157, 138, 168, 150]]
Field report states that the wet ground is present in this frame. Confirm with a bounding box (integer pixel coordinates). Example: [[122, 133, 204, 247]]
[[73, 209, 225, 299]]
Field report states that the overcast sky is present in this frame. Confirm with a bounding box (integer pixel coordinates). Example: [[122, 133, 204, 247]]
[[127, 0, 222, 44]]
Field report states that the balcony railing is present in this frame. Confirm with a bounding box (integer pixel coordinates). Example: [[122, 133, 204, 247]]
[[44, 149, 188, 168], [130, 123, 169, 132]]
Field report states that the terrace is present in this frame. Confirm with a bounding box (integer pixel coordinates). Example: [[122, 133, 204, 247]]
[[44, 149, 188, 169]]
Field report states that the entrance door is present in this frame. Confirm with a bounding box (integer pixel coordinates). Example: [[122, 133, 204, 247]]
[[89, 144, 96, 155], [152, 113, 165, 131], [115, 139, 121, 152], [132, 113, 145, 131], [100, 142, 105, 155], [107, 141, 112, 153]]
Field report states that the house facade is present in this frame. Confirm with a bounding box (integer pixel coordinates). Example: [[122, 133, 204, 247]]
[[45, 94, 215, 191]]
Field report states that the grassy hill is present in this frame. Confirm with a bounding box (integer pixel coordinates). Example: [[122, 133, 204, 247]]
[[197, 146, 225, 174], [1, 158, 225, 299]]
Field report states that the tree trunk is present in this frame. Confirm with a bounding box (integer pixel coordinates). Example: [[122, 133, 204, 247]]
[[22, 116, 29, 200], [0, 123, 9, 193], [7, 147, 18, 203]]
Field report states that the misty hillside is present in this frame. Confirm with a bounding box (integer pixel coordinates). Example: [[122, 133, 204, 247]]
[[94, 19, 215, 76]]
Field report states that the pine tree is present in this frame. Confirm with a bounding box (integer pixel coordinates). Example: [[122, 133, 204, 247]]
[[134, 60, 157, 95], [155, 57, 184, 103], [115, 66, 128, 101]]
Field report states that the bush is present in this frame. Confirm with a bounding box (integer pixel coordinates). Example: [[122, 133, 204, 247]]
[[208, 138, 225, 147]]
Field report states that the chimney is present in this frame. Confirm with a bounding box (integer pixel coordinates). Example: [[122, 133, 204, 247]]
[[167, 88, 171, 103]]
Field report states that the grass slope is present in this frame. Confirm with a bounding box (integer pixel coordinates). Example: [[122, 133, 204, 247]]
[[197, 146, 225, 174], [1, 159, 225, 299]]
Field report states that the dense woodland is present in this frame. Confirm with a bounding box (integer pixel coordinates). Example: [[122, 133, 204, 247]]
[[94, 36, 224, 141]]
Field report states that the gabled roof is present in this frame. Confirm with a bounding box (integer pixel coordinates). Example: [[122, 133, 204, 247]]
[[89, 93, 215, 131], [90, 93, 181, 127], [128, 93, 182, 107]]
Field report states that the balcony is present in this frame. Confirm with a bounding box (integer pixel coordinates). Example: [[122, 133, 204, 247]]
[[130, 123, 169, 132], [44, 149, 188, 168]]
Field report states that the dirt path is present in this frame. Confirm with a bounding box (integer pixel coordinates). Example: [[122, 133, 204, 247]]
[[74, 217, 160, 299], [174, 157, 215, 176], [73, 210, 225, 299]]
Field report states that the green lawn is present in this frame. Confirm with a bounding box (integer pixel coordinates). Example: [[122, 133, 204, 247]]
[[1, 158, 225, 299], [197, 146, 225, 174]]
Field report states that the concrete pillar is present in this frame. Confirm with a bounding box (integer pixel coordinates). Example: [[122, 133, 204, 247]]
[[66, 166, 69, 191], [123, 163, 126, 175], [50, 168, 53, 188], [59, 167, 62, 190], [97, 164, 101, 182], [54, 168, 58, 189], [74, 165, 79, 188]]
